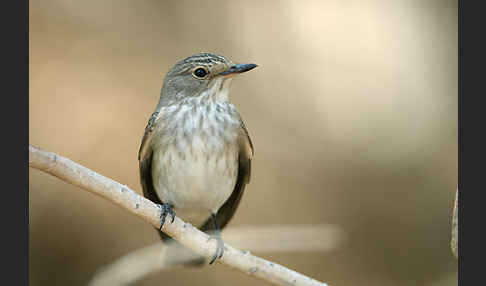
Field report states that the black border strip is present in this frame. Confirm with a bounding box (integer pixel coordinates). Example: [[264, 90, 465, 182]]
[[459, 0, 486, 284], [3, 0, 29, 285]]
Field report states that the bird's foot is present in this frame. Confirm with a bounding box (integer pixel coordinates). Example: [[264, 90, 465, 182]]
[[207, 233, 225, 265], [158, 203, 175, 231]]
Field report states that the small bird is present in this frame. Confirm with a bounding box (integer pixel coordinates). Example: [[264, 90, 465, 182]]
[[138, 53, 256, 264]]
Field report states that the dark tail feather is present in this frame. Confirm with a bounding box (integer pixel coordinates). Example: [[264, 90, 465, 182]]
[[156, 229, 206, 266]]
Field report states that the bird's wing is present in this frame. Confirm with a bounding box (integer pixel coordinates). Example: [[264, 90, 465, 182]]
[[138, 111, 163, 206], [139, 111, 173, 241], [200, 120, 254, 232]]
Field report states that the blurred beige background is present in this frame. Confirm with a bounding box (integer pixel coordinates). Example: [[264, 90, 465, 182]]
[[29, 0, 458, 285]]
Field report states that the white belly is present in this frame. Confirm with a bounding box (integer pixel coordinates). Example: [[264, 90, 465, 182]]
[[151, 131, 239, 225], [152, 143, 238, 208]]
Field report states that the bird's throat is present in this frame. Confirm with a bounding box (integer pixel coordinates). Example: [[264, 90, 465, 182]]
[[201, 77, 232, 102]]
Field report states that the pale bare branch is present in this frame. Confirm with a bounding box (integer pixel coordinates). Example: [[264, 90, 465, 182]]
[[29, 144, 330, 286], [451, 187, 458, 259]]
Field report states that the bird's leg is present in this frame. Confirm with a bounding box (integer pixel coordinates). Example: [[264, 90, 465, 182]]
[[158, 203, 175, 231], [207, 213, 224, 264]]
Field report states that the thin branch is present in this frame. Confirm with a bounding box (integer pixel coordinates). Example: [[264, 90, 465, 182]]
[[451, 187, 458, 259], [89, 224, 344, 286], [29, 144, 330, 286]]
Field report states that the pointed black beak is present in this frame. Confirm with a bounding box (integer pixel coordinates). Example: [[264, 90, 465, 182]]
[[220, 63, 258, 75]]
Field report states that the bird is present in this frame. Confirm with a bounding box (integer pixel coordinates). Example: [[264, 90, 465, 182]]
[[138, 53, 256, 264]]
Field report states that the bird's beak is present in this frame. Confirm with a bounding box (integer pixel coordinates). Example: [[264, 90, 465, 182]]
[[220, 63, 258, 76]]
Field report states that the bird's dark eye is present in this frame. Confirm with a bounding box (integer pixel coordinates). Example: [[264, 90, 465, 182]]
[[193, 67, 208, 79]]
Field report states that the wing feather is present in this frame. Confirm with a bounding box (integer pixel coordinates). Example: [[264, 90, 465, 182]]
[[138, 111, 171, 241]]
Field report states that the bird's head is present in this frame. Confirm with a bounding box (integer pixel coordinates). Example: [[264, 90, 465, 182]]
[[159, 53, 257, 105]]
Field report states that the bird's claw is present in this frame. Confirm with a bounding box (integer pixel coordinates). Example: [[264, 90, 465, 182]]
[[208, 233, 224, 265], [158, 203, 175, 231]]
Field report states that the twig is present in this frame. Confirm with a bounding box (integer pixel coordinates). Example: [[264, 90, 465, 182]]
[[451, 187, 458, 259], [89, 224, 344, 286], [29, 144, 330, 286]]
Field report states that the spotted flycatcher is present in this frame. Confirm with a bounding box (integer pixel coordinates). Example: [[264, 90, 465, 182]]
[[138, 53, 256, 264]]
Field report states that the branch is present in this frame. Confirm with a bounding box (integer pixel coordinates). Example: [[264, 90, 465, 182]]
[[29, 144, 330, 286], [451, 187, 458, 259], [88, 224, 344, 286]]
